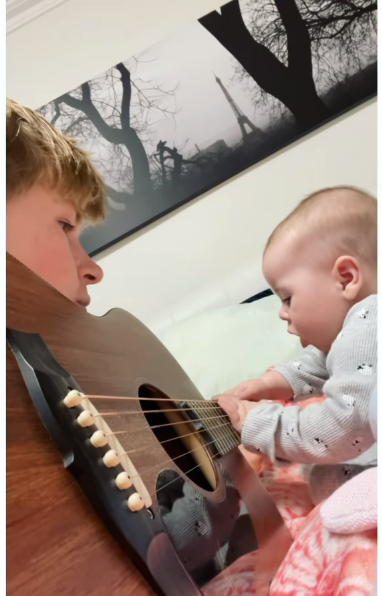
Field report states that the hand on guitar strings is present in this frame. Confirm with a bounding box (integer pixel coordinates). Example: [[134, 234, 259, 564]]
[[212, 394, 266, 434]]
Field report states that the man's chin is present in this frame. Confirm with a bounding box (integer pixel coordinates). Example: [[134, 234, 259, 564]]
[[76, 300, 90, 308]]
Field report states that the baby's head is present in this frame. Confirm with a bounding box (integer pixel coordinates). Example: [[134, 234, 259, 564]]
[[263, 187, 377, 352]]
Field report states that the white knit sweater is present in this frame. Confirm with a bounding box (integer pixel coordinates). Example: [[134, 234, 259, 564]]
[[242, 294, 377, 465]]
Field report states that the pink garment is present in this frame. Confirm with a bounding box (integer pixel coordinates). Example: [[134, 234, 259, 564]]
[[203, 462, 376, 596], [320, 466, 377, 534], [271, 506, 376, 596], [202, 394, 377, 596]]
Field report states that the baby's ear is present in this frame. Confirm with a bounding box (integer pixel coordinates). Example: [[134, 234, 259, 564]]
[[332, 255, 362, 300]]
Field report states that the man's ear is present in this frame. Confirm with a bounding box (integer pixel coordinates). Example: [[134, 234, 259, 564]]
[[333, 255, 362, 300]]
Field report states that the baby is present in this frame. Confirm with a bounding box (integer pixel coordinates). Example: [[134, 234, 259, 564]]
[[218, 187, 377, 502]]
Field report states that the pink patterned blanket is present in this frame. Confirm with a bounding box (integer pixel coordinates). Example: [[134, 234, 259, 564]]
[[203, 396, 377, 596]]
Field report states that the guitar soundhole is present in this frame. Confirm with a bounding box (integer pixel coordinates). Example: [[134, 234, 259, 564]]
[[139, 385, 216, 492]]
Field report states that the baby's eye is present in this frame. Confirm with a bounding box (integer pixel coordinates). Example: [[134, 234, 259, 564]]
[[282, 297, 291, 306]]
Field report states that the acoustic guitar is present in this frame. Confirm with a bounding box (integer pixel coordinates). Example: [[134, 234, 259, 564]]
[[6, 253, 292, 596]]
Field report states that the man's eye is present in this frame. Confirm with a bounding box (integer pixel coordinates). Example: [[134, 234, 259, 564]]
[[59, 220, 75, 232]]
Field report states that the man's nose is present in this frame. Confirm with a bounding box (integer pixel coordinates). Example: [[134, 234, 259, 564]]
[[79, 253, 104, 286]]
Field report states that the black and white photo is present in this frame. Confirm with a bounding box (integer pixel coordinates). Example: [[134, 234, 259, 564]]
[[40, 0, 377, 255]]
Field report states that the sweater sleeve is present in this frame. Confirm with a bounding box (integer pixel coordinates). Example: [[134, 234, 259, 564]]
[[241, 296, 377, 464], [273, 345, 328, 398]]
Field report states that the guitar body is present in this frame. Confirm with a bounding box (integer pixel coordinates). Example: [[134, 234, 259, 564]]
[[7, 254, 292, 596]]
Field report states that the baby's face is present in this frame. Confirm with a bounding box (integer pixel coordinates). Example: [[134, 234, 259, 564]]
[[263, 234, 349, 352]]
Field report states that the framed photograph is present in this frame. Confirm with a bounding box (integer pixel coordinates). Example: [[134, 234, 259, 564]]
[[40, 0, 377, 256]]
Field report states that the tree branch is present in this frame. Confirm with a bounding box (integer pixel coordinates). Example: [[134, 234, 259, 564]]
[[57, 85, 124, 145], [105, 184, 133, 202], [51, 101, 61, 125], [63, 115, 88, 135], [200, 1, 289, 94], [273, 0, 313, 76], [307, 4, 377, 34], [114, 63, 131, 130], [200, 0, 330, 126]]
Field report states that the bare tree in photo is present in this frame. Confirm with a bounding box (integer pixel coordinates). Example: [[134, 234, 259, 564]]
[[38, 0, 376, 255], [237, 0, 377, 120], [153, 140, 198, 191], [199, 0, 376, 127], [41, 60, 177, 206]]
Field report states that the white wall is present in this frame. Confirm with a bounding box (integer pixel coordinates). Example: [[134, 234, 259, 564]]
[[7, 0, 224, 107], [89, 99, 377, 330], [7, 1, 377, 331]]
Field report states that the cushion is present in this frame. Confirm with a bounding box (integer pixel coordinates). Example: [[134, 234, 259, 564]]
[[156, 295, 301, 399], [320, 467, 377, 534]]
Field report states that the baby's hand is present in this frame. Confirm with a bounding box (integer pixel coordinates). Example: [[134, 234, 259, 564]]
[[215, 378, 268, 402], [216, 372, 294, 404], [216, 394, 265, 433]]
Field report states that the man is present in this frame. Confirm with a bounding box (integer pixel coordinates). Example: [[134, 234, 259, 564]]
[[6, 97, 105, 307], [6, 97, 247, 582]]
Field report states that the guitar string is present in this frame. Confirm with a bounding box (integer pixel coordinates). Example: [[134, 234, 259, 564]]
[[77, 393, 239, 492], [86, 394, 222, 405], [128, 435, 222, 481], [84, 396, 224, 418], [91, 406, 211, 416], [105, 420, 233, 445], [78, 397, 240, 588], [83, 402, 238, 463], [93, 413, 229, 430], [84, 400, 238, 473], [151, 452, 220, 497], [112, 423, 239, 493], [79, 396, 243, 568], [85, 407, 238, 485], [89, 397, 242, 587], [79, 404, 247, 590], [100, 419, 238, 474], [79, 392, 231, 432], [94, 414, 238, 452]]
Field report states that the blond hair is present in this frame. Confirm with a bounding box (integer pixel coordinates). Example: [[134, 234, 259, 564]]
[[6, 97, 106, 222], [265, 186, 377, 268]]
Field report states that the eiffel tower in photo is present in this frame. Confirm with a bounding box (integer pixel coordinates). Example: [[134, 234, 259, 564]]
[[214, 73, 262, 142]]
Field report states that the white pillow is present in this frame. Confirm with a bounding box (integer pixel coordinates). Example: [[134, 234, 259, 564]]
[[156, 295, 302, 399]]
